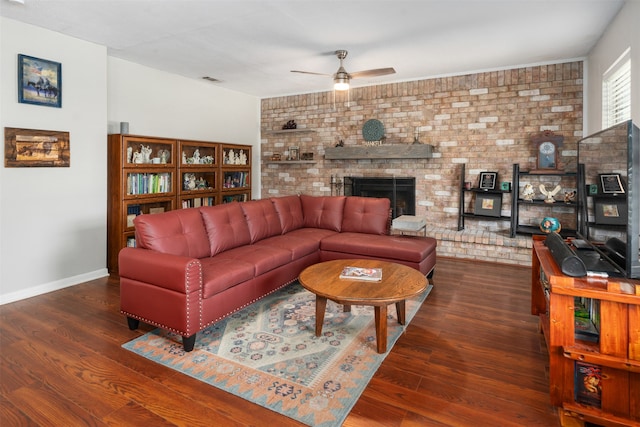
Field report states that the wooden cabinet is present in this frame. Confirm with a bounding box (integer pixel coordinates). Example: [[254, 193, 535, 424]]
[[221, 144, 251, 203], [107, 134, 251, 274], [178, 140, 219, 208], [511, 163, 578, 237], [531, 236, 640, 426]]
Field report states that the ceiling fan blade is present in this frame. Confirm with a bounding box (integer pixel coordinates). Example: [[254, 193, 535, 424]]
[[350, 67, 396, 79], [291, 70, 331, 76]]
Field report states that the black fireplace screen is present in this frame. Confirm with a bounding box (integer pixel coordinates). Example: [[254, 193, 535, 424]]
[[344, 177, 415, 219]]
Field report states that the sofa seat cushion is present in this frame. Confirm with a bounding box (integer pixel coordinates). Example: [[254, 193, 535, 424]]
[[240, 199, 283, 243], [271, 195, 304, 234], [300, 195, 346, 231], [200, 203, 252, 256], [254, 234, 319, 259], [284, 227, 338, 241], [215, 245, 292, 276], [134, 208, 211, 258], [341, 196, 390, 235], [201, 257, 255, 298], [321, 232, 437, 263]]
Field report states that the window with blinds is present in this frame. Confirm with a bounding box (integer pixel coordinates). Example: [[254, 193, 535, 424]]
[[602, 48, 631, 128]]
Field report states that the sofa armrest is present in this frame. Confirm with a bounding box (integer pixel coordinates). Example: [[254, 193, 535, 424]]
[[119, 247, 202, 294]]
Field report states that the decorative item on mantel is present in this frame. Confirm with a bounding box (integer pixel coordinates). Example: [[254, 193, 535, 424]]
[[362, 119, 385, 146], [412, 127, 421, 145], [282, 120, 297, 130]]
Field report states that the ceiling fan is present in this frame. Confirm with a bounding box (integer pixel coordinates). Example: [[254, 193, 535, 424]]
[[291, 50, 396, 91]]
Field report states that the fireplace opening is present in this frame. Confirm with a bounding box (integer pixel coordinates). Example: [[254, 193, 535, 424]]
[[344, 177, 415, 219]]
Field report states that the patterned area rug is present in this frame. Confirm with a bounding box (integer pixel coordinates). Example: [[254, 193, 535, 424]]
[[123, 281, 432, 426]]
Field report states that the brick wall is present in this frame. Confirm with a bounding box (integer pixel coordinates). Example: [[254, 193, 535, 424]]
[[260, 62, 583, 265]]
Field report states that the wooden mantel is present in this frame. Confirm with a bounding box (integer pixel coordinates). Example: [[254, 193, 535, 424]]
[[324, 144, 434, 160]]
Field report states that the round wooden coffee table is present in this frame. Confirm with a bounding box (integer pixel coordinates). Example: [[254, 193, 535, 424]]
[[299, 259, 428, 353]]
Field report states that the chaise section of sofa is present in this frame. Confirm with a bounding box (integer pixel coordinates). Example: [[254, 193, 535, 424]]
[[119, 194, 437, 351]]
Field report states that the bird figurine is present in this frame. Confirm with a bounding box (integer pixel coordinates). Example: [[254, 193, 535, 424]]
[[522, 183, 535, 201], [539, 184, 561, 203]]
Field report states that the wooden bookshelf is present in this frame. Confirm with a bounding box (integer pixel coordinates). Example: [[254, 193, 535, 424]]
[[107, 134, 251, 274], [531, 235, 640, 426]]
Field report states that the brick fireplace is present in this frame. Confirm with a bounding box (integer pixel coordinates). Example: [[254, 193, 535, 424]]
[[344, 177, 415, 218]]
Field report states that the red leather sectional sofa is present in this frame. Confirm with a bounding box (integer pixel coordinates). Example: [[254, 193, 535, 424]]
[[119, 194, 437, 351]]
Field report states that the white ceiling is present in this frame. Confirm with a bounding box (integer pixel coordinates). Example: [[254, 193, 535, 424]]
[[0, 0, 625, 98]]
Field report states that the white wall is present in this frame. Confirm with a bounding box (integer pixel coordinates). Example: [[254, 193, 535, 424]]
[[585, 0, 639, 133], [1, 18, 108, 303], [107, 57, 261, 205], [107, 57, 260, 159], [1, 18, 260, 304]]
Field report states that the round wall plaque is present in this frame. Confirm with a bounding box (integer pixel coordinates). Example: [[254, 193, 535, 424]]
[[362, 119, 384, 141]]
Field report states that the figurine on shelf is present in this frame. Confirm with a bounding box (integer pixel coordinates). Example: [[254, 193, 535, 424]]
[[540, 184, 561, 203], [522, 183, 535, 201], [158, 149, 169, 164], [140, 145, 152, 163], [226, 149, 235, 165], [184, 173, 196, 190], [132, 150, 143, 164], [127, 146, 133, 163], [282, 120, 297, 130], [239, 150, 247, 165], [192, 149, 201, 164], [196, 177, 207, 189], [564, 190, 576, 203]]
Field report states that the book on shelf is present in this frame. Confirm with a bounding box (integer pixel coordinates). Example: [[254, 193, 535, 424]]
[[339, 266, 382, 282], [574, 361, 602, 408], [574, 297, 600, 342]]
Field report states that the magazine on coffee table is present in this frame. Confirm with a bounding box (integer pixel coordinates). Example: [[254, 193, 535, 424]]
[[339, 266, 382, 282]]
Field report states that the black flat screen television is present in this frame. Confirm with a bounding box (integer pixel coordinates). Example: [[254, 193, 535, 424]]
[[577, 120, 639, 279]]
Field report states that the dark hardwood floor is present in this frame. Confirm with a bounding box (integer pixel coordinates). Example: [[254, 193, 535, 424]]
[[0, 257, 562, 426]]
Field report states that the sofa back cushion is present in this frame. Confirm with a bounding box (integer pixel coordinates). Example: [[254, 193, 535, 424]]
[[300, 195, 346, 232], [134, 208, 211, 258], [341, 196, 391, 235], [200, 203, 252, 256], [240, 199, 283, 243], [271, 195, 304, 233]]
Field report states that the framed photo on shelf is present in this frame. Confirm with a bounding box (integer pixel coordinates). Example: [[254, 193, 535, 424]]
[[288, 146, 299, 161], [599, 174, 624, 194], [474, 193, 502, 217], [478, 172, 498, 190], [594, 199, 627, 225], [18, 54, 62, 108]]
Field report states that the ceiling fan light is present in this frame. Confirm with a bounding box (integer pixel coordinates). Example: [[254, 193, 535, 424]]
[[334, 77, 350, 91]]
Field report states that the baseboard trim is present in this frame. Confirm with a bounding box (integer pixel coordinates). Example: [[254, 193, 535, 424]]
[[0, 268, 109, 305]]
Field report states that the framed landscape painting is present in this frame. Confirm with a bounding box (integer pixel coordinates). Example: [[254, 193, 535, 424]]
[[4, 127, 70, 167], [18, 54, 62, 108]]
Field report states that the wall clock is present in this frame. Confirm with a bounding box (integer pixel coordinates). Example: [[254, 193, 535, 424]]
[[531, 131, 563, 171]]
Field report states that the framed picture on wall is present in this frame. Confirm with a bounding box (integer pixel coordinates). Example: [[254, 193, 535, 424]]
[[4, 127, 70, 167], [18, 54, 62, 108]]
